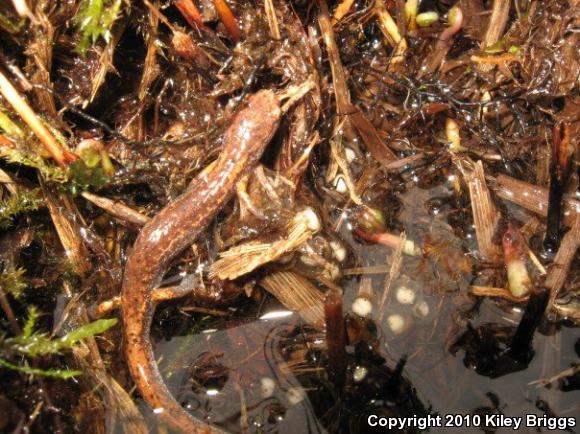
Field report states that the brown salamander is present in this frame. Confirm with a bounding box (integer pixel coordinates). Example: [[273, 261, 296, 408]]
[[121, 90, 281, 433]]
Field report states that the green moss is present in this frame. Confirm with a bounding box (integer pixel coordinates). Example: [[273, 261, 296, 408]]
[[6, 317, 118, 358], [0, 146, 67, 182], [0, 358, 82, 378], [0, 266, 27, 298], [0, 189, 43, 229], [75, 0, 124, 55]]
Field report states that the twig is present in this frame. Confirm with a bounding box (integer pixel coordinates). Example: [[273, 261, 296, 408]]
[[481, 0, 511, 49], [324, 289, 346, 388], [479, 0, 511, 73], [529, 365, 580, 388], [82, 192, 150, 226], [317, 0, 351, 113]]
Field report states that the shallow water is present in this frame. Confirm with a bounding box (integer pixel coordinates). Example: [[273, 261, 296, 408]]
[[142, 178, 579, 433]]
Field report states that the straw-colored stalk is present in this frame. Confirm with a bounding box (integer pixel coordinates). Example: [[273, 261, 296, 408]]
[[492, 174, 580, 226], [375, 0, 407, 63], [546, 216, 580, 302], [470, 286, 528, 303], [456, 158, 502, 263], [260, 271, 325, 329], [82, 191, 149, 226], [89, 285, 192, 318], [333, 0, 357, 23], [0, 71, 75, 167]]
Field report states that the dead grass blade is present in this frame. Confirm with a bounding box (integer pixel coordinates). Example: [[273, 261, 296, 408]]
[[260, 271, 325, 329], [456, 158, 502, 263], [492, 174, 580, 226], [546, 216, 580, 301], [44, 190, 92, 274], [210, 208, 320, 280]]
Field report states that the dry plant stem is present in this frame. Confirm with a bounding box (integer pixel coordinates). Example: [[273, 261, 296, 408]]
[[264, 0, 281, 40], [81, 192, 150, 226], [83, 21, 125, 107], [545, 216, 580, 304], [0, 71, 75, 167], [318, 0, 398, 164], [0, 168, 18, 195], [260, 271, 325, 329], [44, 191, 92, 274], [213, 0, 241, 42], [481, 0, 510, 49], [478, 0, 510, 73], [89, 285, 191, 318], [544, 122, 574, 252], [378, 232, 405, 319], [457, 159, 502, 263], [278, 78, 316, 113], [138, 4, 160, 102], [175, 0, 206, 29], [470, 286, 528, 303], [492, 174, 580, 226], [374, 0, 408, 63], [317, 0, 351, 113], [324, 289, 347, 388], [0, 287, 21, 334], [530, 365, 580, 388], [333, 0, 357, 23], [180, 305, 229, 316]]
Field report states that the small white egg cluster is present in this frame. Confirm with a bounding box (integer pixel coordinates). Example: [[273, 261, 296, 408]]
[[384, 284, 432, 336]]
